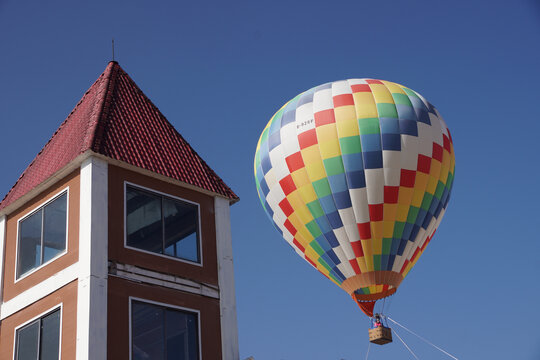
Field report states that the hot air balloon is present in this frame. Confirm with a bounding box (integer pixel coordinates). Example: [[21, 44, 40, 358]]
[[254, 79, 455, 343]]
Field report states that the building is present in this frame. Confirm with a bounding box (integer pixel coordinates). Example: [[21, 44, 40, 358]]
[[0, 62, 240, 359]]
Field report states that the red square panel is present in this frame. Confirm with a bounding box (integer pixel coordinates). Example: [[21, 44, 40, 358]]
[[432, 142, 443, 162], [279, 174, 296, 195], [293, 238, 305, 252], [279, 198, 294, 217], [350, 241, 364, 257], [298, 128, 318, 149], [366, 79, 383, 84], [384, 186, 399, 204], [333, 94, 354, 108], [369, 204, 383, 221], [285, 152, 305, 173], [416, 154, 431, 174], [357, 222, 372, 240], [442, 134, 451, 153], [351, 84, 371, 93], [314, 109, 336, 127], [349, 258, 361, 273], [400, 169, 416, 188], [284, 219, 297, 236]]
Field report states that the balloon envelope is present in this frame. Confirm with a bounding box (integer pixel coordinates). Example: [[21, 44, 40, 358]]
[[254, 79, 455, 315]]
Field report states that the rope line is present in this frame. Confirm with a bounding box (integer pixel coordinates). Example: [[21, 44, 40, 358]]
[[364, 342, 371, 360], [388, 317, 459, 360], [393, 328, 420, 360]]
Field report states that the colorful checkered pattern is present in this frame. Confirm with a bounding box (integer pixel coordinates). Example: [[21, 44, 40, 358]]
[[254, 79, 455, 298]]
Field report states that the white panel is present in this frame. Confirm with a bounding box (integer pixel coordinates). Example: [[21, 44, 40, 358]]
[[312, 88, 333, 112], [0, 216, 5, 303], [349, 188, 370, 223], [215, 197, 240, 360], [365, 168, 384, 204], [330, 81, 351, 96], [77, 156, 108, 360], [1, 263, 79, 320], [347, 79, 369, 86]]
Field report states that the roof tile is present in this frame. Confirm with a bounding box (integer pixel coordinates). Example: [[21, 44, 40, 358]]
[[0, 62, 238, 211]]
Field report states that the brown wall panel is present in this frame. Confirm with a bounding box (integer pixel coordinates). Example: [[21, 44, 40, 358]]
[[0, 280, 77, 360], [3, 170, 80, 302], [108, 165, 218, 286], [107, 276, 222, 359]]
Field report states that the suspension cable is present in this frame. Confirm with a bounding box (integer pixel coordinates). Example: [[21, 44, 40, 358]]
[[388, 317, 459, 360], [393, 328, 420, 360], [364, 342, 371, 360]]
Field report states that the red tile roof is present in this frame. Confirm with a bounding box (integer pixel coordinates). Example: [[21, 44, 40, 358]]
[[0, 62, 238, 211]]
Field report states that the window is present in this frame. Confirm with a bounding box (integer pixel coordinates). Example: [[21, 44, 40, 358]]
[[126, 185, 200, 263], [131, 300, 199, 360], [17, 192, 67, 278], [15, 308, 61, 360]]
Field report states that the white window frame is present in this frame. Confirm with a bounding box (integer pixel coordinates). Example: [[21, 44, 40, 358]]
[[15, 188, 70, 282], [12, 303, 63, 360], [128, 296, 201, 360], [123, 182, 203, 267]]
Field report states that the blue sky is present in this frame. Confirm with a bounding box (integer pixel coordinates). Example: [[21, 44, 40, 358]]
[[1, 0, 539, 359]]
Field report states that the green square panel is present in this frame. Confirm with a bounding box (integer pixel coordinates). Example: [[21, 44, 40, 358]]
[[306, 220, 322, 238], [373, 255, 382, 271], [339, 136, 362, 154], [312, 178, 332, 197], [420, 193, 433, 211], [306, 200, 324, 218], [406, 206, 420, 224], [358, 117, 380, 135], [310, 241, 325, 256], [323, 156, 345, 176], [392, 93, 412, 105], [377, 103, 398, 118], [382, 238, 392, 255], [393, 221, 405, 238]]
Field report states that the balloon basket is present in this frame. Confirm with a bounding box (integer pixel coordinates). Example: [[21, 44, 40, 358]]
[[368, 326, 393, 345]]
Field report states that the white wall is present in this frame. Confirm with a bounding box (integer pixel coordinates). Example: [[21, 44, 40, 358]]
[[77, 156, 108, 360], [215, 197, 239, 360]]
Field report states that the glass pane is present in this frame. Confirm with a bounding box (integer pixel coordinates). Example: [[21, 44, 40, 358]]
[[40, 309, 61, 360], [132, 301, 165, 360], [127, 187, 163, 254], [163, 198, 199, 262], [16, 320, 39, 360], [18, 210, 42, 277], [43, 194, 67, 263], [165, 309, 198, 360]]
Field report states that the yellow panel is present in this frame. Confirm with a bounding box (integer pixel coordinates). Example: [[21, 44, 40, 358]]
[[429, 159, 442, 179], [291, 168, 310, 188], [368, 286, 377, 293], [371, 221, 384, 240], [396, 204, 410, 222], [287, 193, 307, 216], [301, 145, 322, 166], [305, 162, 326, 182], [370, 84, 394, 103], [298, 184, 318, 203], [439, 164, 449, 184], [371, 237, 383, 254], [294, 233, 309, 248], [335, 115, 359, 137], [382, 81, 406, 94], [383, 204, 398, 221], [411, 188, 425, 207], [356, 257, 368, 273], [316, 123, 338, 143], [398, 187, 414, 205], [382, 221, 394, 238], [426, 176, 439, 195], [441, 149, 450, 170], [413, 172, 429, 193], [304, 247, 319, 262], [318, 140, 341, 159], [353, 93, 377, 118], [361, 240, 374, 271]]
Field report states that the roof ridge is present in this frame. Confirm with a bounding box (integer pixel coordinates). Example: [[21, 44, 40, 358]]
[[0, 66, 111, 207], [112, 68, 237, 198]]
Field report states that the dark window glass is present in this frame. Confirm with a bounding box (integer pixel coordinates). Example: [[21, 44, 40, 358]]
[[15, 309, 60, 360], [132, 301, 198, 360], [126, 189, 163, 254], [17, 193, 67, 278], [40, 310, 61, 360], [126, 186, 200, 263], [15, 320, 39, 360]]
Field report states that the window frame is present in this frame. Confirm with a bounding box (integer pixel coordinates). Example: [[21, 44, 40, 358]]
[[15, 188, 70, 282], [12, 304, 63, 360], [123, 182, 203, 266], [128, 297, 202, 360]]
